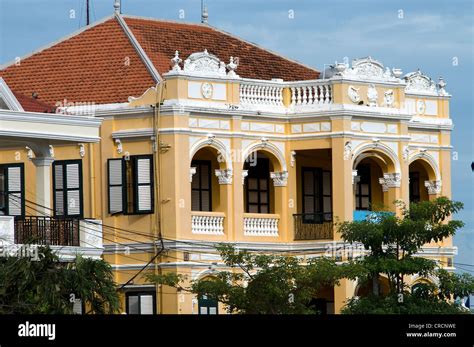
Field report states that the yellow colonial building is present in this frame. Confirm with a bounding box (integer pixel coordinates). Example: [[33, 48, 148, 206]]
[[0, 8, 455, 314]]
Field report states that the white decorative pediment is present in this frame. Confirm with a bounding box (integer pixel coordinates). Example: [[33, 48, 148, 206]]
[[337, 57, 401, 82], [404, 70, 437, 95], [184, 49, 226, 77], [165, 50, 239, 79]]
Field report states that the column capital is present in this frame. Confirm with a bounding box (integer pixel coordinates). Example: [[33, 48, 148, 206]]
[[424, 180, 442, 195], [379, 173, 401, 192], [270, 171, 288, 187], [215, 169, 233, 185]]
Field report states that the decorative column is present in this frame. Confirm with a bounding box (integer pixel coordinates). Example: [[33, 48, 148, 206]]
[[331, 116, 354, 235], [31, 157, 55, 216]]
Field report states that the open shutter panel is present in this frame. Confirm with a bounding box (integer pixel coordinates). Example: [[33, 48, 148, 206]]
[[322, 171, 332, 214], [135, 156, 153, 213], [54, 163, 64, 216], [66, 163, 81, 216], [6, 166, 23, 217], [108, 159, 125, 214]]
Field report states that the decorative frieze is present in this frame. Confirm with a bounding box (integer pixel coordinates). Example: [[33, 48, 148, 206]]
[[215, 169, 233, 185], [378, 173, 401, 192], [270, 171, 288, 187], [424, 180, 442, 195]]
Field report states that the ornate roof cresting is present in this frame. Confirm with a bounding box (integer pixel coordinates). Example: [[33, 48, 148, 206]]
[[330, 56, 402, 82], [165, 49, 239, 78], [404, 69, 437, 95]]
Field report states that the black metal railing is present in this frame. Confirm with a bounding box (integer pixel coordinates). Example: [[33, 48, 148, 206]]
[[293, 212, 333, 240], [14, 216, 80, 246]]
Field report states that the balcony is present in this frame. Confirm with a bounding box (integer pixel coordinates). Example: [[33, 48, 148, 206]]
[[239, 79, 333, 113], [0, 216, 103, 260], [15, 216, 80, 246], [243, 213, 279, 237], [293, 213, 333, 240], [191, 211, 225, 235]]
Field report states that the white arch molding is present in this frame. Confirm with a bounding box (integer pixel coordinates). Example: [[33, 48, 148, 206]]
[[408, 152, 441, 181], [192, 268, 220, 281], [351, 141, 401, 174], [189, 137, 233, 170], [241, 140, 287, 172], [410, 274, 440, 287]]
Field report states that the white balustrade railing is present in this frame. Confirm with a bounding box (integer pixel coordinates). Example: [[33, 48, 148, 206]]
[[243, 214, 279, 237], [240, 82, 285, 107], [191, 212, 225, 235], [239, 79, 333, 112], [289, 83, 332, 106]]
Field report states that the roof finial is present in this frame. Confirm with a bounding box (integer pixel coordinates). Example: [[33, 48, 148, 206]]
[[201, 1, 208, 24], [114, 0, 121, 15]]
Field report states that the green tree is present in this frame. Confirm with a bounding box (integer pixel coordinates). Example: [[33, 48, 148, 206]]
[[148, 244, 359, 314], [0, 246, 119, 314], [339, 197, 474, 314]]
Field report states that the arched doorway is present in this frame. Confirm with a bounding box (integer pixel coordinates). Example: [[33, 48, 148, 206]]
[[243, 151, 275, 214], [409, 158, 439, 203], [242, 147, 286, 236], [190, 147, 225, 212], [352, 145, 400, 220]]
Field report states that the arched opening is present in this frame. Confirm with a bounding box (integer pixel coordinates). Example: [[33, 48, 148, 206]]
[[307, 285, 335, 314], [409, 159, 437, 203], [354, 157, 385, 211], [352, 146, 399, 220], [190, 147, 226, 212], [243, 151, 278, 214]]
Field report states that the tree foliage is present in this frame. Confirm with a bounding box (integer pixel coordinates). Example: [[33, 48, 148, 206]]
[[339, 197, 474, 314], [0, 246, 120, 314], [148, 244, 359, 314]]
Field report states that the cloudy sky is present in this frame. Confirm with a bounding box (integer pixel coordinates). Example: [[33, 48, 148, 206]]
[[0, 0, 472, 270]]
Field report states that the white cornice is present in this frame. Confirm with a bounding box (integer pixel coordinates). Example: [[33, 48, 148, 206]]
[[103, 240, 457, 258], [0, 109, 103, 127], [112, 128, 154, 139], [0, 78, 24, 111]]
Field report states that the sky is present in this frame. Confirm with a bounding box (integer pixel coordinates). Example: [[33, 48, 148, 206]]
[[0, 0, 473, 270]]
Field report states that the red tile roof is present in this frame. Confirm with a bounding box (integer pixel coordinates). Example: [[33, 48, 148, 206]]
[[124, 16, 319, 82], [0, 17, 155, 107], [12, 91, 56, 113], [0, 15, 319, 109]]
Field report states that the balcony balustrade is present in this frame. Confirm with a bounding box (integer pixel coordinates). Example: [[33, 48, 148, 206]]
[[191, 211, 225, 235], [14, 216, 80, 246], [293, 213, 333, 240], [239, 79, 333, 112], [243, 213, 279, 237]]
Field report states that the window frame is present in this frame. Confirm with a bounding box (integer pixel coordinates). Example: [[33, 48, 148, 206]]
[[245, 157, 270, 214], [355, 165, 371, 211], [52, 159, 84, 219], [191, 160, 212, 212], [0, 163, 25, 218], [125, 291, 156, 315], [131, 154, 154, 215]]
